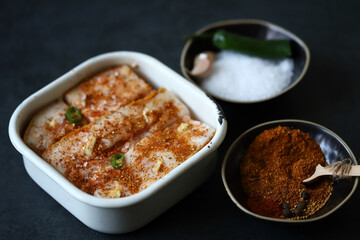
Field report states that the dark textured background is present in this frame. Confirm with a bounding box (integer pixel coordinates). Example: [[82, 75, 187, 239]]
[[1, 0, 360, 239]]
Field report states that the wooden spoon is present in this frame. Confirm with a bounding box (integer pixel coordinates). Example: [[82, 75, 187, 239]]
[[303, 163, 360, 183]]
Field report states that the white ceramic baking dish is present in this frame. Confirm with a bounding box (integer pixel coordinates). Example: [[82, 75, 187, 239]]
[[8, 51, 227, 234]]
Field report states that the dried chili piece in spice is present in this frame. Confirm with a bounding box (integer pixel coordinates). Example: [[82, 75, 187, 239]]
[[240, 126, 333, 219]]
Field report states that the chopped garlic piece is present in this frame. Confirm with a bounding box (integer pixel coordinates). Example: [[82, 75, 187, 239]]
[[107, 184, 122, 198], [152, 157, 163, 173], [48, 117, 57, 128], [143, 107, 150, 123], [177, 123, 189, 133], [84, 135, 97, 157], [94, 182, 122, 198]]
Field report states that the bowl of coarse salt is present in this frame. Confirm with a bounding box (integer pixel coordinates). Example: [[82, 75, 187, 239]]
[[180, 19, 310, 103]]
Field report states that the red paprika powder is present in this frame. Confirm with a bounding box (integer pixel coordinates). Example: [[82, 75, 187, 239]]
[[240, 126, 333, 219]]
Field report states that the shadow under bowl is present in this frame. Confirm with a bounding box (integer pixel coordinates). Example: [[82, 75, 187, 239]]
[[181, 19, 310, 103], [221, 119, 358, 222]]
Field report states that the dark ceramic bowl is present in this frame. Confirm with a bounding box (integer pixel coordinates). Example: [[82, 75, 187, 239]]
[[222, 119, 358, 222], [180, 19, 310, 103]]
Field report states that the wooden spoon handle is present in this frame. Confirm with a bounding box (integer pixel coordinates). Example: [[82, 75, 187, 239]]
[[325, 164, 360, 177], [303, 164, 360, 183], [347, 165, 360, 176]]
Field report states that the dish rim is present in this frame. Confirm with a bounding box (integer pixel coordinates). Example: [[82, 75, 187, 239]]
[[180, 19, 311, 103], [221, 119, 358, 222], [9, 51, 227, 209]]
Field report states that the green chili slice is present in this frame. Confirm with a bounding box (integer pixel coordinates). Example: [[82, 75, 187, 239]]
[[65, 106, 83, 124], [110, 153, 125, 169]]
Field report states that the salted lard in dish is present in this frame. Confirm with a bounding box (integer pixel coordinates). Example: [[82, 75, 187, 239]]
[[24, 65, 215, 198]]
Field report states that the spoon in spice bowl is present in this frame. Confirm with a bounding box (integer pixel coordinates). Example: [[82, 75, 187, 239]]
[[303, 159, 360, 183]]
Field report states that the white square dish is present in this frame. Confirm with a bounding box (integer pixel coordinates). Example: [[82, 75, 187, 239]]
[[8, 51, 227, 234]]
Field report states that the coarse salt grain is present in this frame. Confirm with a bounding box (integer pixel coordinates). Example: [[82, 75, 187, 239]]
[[199, 50, 294, 102]]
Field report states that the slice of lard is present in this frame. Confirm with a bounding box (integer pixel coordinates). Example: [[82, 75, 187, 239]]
[[64, 65, 152, 121], [23, 99, 84, 154]]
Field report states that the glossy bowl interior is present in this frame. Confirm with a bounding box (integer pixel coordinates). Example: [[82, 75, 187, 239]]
[[222, 119, 358, 222], [181, 19, 310, 103]]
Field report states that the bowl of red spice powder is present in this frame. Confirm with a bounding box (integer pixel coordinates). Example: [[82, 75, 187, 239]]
[[222, 119, 358, 222]]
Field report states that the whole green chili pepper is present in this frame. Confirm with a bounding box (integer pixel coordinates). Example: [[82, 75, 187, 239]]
[[213, 30, 291, 58], [185, 29, 292, 58]]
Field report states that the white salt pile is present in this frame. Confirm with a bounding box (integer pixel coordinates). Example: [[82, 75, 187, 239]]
[[200, 50, 294, 102]]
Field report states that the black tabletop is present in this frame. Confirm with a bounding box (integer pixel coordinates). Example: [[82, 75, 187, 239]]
[[2, 1, 360, 239]]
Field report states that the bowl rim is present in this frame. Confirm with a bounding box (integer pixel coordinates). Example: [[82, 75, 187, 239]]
[[8, 51, 227, 209], [221, 119, 358, 222], [180, 19, 311, 103]]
